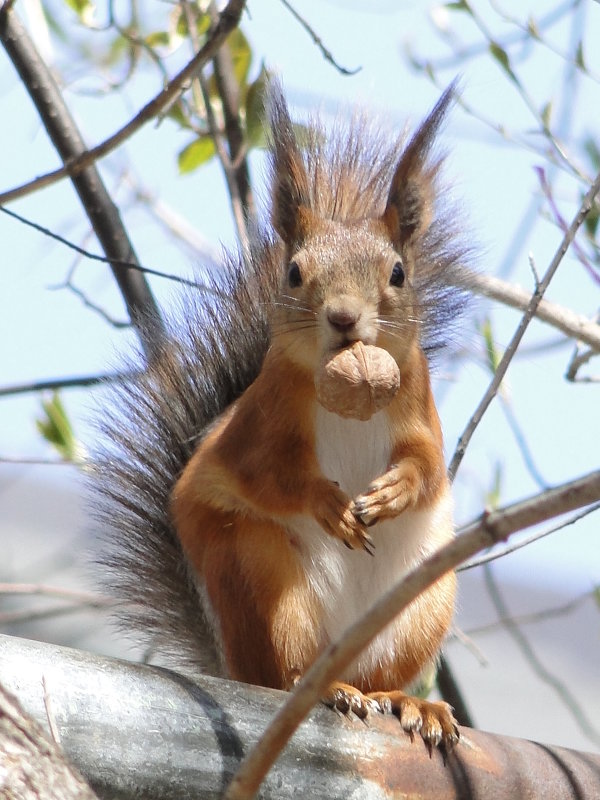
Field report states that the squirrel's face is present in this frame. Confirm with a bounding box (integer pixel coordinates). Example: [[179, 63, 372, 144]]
[[271, 218, 420, 372]]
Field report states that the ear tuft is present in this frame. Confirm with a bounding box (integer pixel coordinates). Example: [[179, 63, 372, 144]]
[[383, 81, 458, 247], [268, 80, 312, 245]]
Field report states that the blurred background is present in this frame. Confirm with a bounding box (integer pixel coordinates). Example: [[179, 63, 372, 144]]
[[1, 0, 599, 754]]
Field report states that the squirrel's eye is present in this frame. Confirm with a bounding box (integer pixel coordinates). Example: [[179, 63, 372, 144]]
[[390, 261, 405, 287], [288, 261, 302, 288]]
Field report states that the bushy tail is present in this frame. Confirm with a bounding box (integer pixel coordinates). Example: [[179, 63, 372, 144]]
[[89, 242, 280, 670]]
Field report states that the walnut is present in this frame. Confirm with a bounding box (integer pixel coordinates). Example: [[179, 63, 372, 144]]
[[315, 341, 401, 421]]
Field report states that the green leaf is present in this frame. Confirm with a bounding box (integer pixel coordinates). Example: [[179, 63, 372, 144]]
[[245, 66, 270, 149], [228, 28, 252, 87], [412, 662, 437, 699], [35, 392, 78, 461], [145, 31, 171, 48], [527, 16, 540, 39], [584, 201, 599, 239], [489, 42, 512, 77], [174, 8, 210, 39], [64, 0, 95, 25], [593, 586, 600, 609], [540, 101, 552, 129], [479, 317, 502, 374], [584, 137, 600, 171], [575, 41, 586, 70], [178, 136, 216, 173], [445, 1, 470, 11], [167, 101, 193, 130], [485, 462, 503, 511]]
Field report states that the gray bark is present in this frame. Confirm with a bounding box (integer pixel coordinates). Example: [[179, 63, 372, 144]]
[[1, 633, 600, 799]]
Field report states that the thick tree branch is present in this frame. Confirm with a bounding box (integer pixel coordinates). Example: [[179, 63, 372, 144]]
[[2, 634, 600, 800], [448, 169, 600, 481], [224, 469, 600, 799], [208, 1, 256, 226], [0, 7, 164, 357], [0, 0, 246, 206]]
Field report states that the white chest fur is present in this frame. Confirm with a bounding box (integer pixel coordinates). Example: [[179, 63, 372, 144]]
[[288, 406, 453, 682]]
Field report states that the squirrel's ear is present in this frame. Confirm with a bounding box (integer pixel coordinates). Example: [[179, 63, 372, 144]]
[[268, 81, 312, 245], [382, 81, 457, 248]]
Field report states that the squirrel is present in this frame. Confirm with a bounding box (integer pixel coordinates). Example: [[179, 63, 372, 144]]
[[93, 81, 468, 752]]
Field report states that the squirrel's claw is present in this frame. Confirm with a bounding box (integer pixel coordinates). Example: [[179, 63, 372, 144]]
[[312, 479, 374, 553], [367, 691, 460, 753], [324, 684, 459, 754], [354, 463, 419, 525]]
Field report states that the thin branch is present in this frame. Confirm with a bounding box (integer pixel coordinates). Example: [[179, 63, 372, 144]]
[[0, 205, 221, 291], [0, 583, 112, 603], [50, 276, 130, 329], [448, 169, 600, 481], [279, 0, 361, 76], [0, 0, 247, 206], [483, 563, 600, 747], [458, 501, 600, 571], [499, 396, 548, 489], [0, 7, 165, 356], [566, 343, 600, 382], [465, 588, 598, 637], [207, 0, 256, 229], [223, 470, 600, 800], [0, 456, 74, 466], [536, 166, 600, 285], [0, 372, 121, 397], [455, 267, 600, 353]]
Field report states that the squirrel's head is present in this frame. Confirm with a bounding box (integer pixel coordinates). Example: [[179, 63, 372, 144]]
[[266, 81, 459, 373]]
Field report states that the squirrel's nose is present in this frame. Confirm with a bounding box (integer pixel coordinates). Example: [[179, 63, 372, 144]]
[[327, 308, 359, 333]]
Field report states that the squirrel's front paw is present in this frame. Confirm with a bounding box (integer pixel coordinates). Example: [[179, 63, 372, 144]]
[[353, 462, 419, 526], [312, 480, 374, 554]]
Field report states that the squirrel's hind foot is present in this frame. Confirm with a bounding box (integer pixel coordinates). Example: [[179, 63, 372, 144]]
[[323, 682, 459, 753]]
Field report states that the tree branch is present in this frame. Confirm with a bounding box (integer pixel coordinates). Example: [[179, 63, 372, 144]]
[[448, 169, 600, 481], [456, 268, 600, 353], [2, 633, 600, 799], [0, 0, 247, 206], [208, 1, 256, 226], [0, 681, 98, 799], [224, 470, 600, 799], [0, 7, 165, 357]]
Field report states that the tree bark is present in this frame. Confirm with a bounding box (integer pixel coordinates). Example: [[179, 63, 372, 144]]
[[0, 682, 97, 799], [1, 633, 599, 800]]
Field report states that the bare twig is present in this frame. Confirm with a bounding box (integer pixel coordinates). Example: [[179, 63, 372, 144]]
[[536, 166, 600, 285], [279, 0, 361, 76], [0, 456, 74, 466], [41, 675, 61, 744], [483, 563, 600, 747], [459, 501, 600, 571], [0, 0, 247, 206], [0, 205, 221, 290], [0, 583, 112, 603], [448, 169, 600, 481], [456, 267, 600, 353], [0, 373, 122, 398], [465, 588, 598, 637], [223, 470, 600, 800], [0, 7, 164, 356]]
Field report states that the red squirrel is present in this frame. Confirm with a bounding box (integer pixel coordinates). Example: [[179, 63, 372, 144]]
[[94, 81, 467, 751]]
